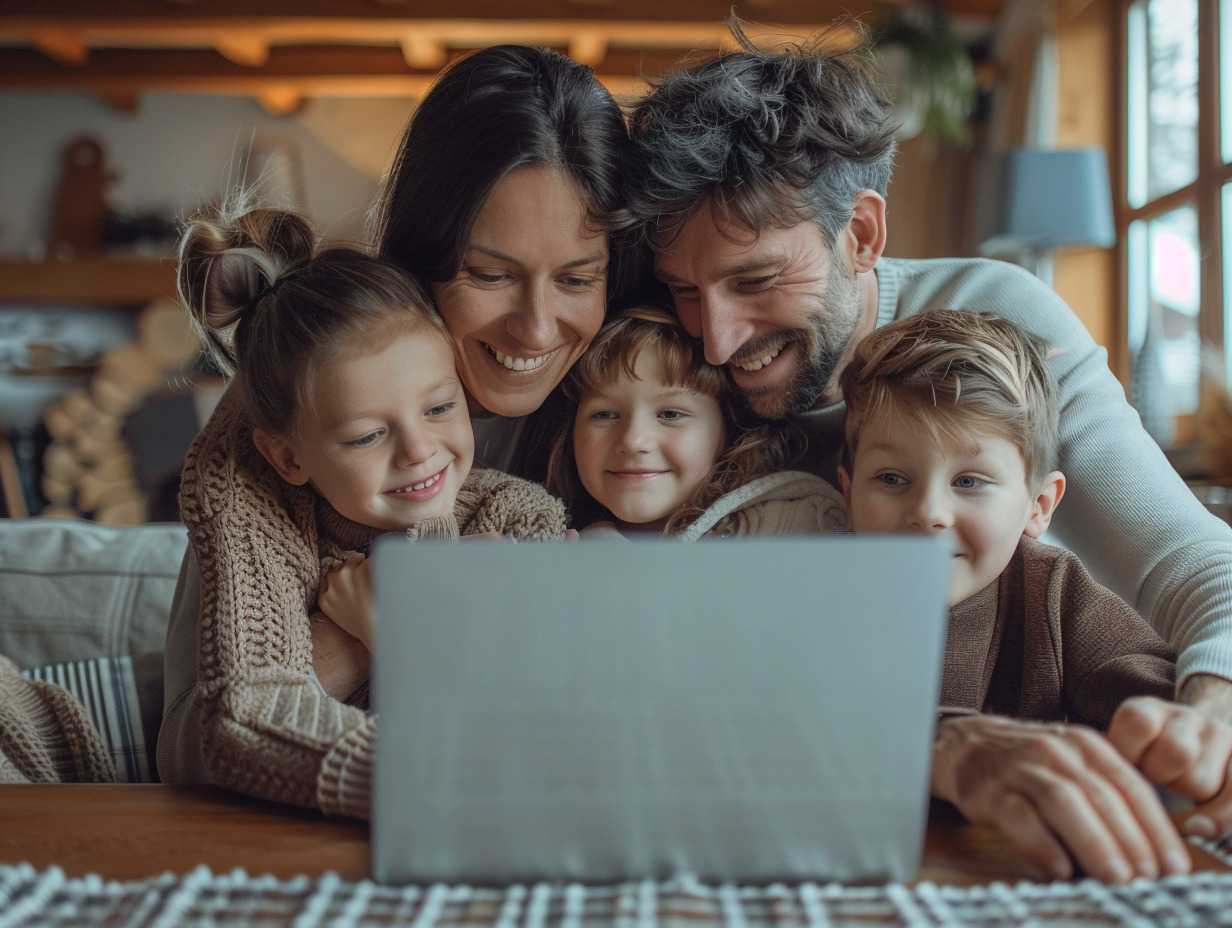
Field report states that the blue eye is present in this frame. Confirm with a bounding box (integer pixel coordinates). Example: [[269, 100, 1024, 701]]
[[427, 402, 457, 417], [348, 431, 381, 447], [877, 473, 906, 487], [658, 409, 686, 421], [954, 475, 983, 489], [590, 410, 618, 421]]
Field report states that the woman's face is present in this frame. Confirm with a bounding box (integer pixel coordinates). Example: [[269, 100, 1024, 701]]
[[431, 164, 609, 418]]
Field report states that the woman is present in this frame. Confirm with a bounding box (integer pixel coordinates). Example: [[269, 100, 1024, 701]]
[[375, 44, 636, 477], [157, 45, 634, 815]]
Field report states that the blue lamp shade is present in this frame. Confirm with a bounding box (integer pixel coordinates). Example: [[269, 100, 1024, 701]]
[[978, 146, 1117, 257]]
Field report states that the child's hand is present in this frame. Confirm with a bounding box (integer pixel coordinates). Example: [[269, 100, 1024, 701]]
[[931, 713, 1190, 882], [318, 552, 374, 651], [1108, 695, 1232, 839]]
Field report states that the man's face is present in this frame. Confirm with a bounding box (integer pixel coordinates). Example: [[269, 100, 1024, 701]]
[[654, 207, 864, 419]]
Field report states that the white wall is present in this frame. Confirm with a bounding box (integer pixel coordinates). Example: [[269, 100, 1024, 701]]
[[0, 91, 419, 256]]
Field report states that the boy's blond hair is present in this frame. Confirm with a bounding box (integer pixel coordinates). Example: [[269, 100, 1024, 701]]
[[839, 310, 1059, 489], [547, 304, 803, 533]]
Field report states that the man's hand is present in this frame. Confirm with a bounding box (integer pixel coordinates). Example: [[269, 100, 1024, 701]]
[[931, 714, 1191, 882], [1108, 695, 1232, 840], [1179, 673, 1232, 724], [318, 552, 373, 651]]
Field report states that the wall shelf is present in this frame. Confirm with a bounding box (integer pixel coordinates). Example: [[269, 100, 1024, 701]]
[[0, 257, 178, 306]]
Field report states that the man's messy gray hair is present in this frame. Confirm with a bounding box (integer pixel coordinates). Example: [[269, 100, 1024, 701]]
[[626, 16, 898, 249]]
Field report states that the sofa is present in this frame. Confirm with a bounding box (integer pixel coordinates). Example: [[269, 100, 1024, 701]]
[[0, 517, 188, 782]]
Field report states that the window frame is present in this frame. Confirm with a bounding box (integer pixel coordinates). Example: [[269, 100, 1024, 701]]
[[1118, 0, 1229, 444]]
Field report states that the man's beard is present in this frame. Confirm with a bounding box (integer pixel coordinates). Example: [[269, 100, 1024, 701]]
[[738, 265, 862, 420]]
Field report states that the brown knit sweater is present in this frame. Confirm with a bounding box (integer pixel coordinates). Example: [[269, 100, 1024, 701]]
[[178, 385, 566, 818], [0, 655, 117, 784], [941, 536, 1176, 729]]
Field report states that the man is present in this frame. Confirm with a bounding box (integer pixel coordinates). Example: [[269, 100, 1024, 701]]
[[626, 19, 1232, 882]]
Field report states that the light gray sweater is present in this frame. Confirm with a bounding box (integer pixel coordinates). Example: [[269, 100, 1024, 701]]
[[792, 256, 1232, 690]]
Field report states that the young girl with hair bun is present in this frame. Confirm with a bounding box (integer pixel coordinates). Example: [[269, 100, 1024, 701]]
[[158, 199, 565, 816], [547, 304, 846, 539]]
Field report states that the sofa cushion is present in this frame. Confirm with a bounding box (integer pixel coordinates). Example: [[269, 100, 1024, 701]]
[[22, 655, 151, 783], [0, 518, 187, 670]]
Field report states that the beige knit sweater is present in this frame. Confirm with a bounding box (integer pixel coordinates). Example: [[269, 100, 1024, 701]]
[[178, 385, 565, 818], [0, 655, 117, 784]]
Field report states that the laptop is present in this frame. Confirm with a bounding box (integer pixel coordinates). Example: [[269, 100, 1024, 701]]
[[370, 535, 951, 886]]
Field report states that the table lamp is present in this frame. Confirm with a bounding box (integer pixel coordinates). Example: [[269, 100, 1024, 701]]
[[977, 146, 1116, 284]]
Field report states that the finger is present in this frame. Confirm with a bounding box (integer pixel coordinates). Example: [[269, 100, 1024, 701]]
[[1139, 710, 1208, 793], [1008, 761, 1141, 882], [565, 529, 580, 542], [985, 790, 1075, 880], [1107, 697, 1169, 767], [1079, 733, 1191, 877], [1187, 761, 1232, 839]]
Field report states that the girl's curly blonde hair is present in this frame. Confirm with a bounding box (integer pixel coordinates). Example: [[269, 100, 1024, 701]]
[[546, 304, 804, 534]]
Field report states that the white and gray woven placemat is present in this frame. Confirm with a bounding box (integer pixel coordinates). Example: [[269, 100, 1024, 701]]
[[5, 864, 1232, 928]]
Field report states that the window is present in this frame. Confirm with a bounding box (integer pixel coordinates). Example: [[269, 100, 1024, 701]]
[[1122, 0, 1229, 446]]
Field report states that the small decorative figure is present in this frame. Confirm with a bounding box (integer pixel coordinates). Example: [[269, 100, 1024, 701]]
[[48, 136, 117, 260]]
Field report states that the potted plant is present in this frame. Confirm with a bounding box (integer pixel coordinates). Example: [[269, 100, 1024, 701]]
[[872, 4, 978, 149]]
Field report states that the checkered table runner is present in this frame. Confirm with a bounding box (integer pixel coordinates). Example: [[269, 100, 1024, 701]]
[[5, 862, 1232, 928]]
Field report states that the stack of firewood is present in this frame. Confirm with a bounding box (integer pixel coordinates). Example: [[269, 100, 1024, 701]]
[[40, 297, 200, 523]]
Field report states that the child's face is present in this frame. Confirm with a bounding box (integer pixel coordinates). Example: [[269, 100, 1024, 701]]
[[258, 326, 474, 532], [839, 413, 1060, 607], [572, 349, 725, 532]]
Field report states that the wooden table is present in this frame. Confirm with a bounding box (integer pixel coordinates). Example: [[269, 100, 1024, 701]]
[[0, 784, 1227, 887]]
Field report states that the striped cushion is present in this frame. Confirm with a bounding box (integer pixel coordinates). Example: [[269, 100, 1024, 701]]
[[22, 656, 150, 783]]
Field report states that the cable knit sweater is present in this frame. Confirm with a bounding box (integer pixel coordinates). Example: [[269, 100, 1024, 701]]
[[941, 537, 1176, 729], [0, 655, 117, 784], [173, 385, 566, 818]]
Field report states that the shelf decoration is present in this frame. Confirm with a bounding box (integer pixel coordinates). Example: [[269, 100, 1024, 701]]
[[39, 298, 200, 524]]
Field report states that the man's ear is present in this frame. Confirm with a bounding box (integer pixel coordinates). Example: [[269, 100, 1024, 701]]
[[252, 427, 311, 486], [1023, 470, 1066, 539], [845, 190, 887, 274]]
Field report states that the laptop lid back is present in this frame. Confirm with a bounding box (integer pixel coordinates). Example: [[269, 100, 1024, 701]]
[[372, 535, 950, 885]]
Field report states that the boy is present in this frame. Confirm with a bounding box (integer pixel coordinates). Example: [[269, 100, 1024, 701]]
[[838, 309, 1232, 883]]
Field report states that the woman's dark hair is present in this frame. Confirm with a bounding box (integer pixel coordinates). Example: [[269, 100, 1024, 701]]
[[178, 198, 445, 437], [374, 44, 636, 301]]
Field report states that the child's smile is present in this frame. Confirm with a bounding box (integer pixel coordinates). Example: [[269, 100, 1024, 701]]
[[572, 349, 725, 533], [258, 326, 475, 533], [841, 412, 1061, 607]]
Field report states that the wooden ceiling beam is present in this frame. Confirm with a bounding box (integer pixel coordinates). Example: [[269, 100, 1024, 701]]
[[30, 30, 90, 67], [0, 19, 847, 53], [0, 1, 948, 24], [213, 35, 271, 68], [0, 46, 665, 100], [398, 35, 447, 70]]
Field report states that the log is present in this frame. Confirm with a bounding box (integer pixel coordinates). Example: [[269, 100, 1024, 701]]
[[98, 343, 162, 396], [139, 297, 201, 370], [42, 440, 83, 482], [40, 472, 76, 506]]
